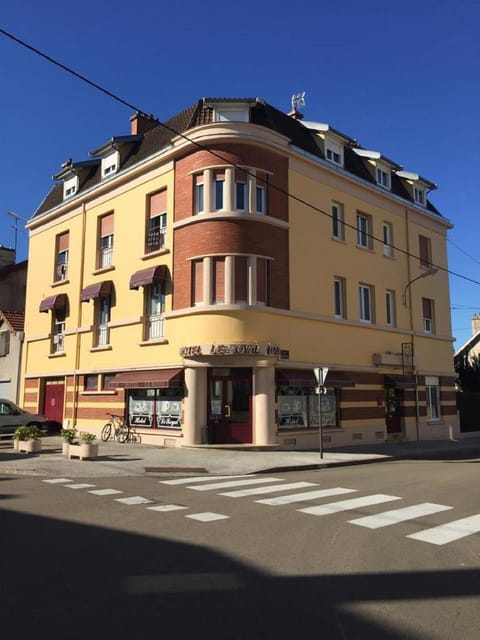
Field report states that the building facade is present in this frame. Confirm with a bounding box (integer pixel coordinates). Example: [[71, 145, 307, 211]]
[[22, 98, 458, 446]]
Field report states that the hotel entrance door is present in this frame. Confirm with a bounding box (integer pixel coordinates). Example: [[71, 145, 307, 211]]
[[208, 368, 252, 444]]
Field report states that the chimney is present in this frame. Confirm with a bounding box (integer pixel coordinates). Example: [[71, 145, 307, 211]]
[[472, 313, 480, 335], [130, 111, 159, 135], [0, 246, 15, 268]]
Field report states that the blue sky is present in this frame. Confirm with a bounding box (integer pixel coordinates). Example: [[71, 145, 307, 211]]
[[1, 0, 479, 349]]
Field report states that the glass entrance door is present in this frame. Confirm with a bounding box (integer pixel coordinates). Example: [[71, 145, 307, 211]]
[[208, 368, 252, 444], [384, 386, 404, 434]]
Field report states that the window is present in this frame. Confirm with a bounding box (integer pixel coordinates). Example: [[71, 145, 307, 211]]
[[146, 190, 167, 253], [52, 309, 66, 353], [425, 375, 441, 420], [385, 290, 396, 327], [55, 232, 69, 281], [214, 170, 225, 210], [256, 258, 269, 305], [84, 374, 98, 391], [214, 107, 249, 122], [383, 222, 394, 257], [414, 186, 425, 205], [234, 256, 248, 303], [332, 202, 345, 240], [235, 169, 247, 210], [102, 151, 119, 177], [376, 166, 390, 189], [213, 258, 225, 304], [326, 140, 343, 166], [422, 297, 434, 333], [96, 296, 111, 346], [359, 284, 374, 323], [278, 386, 338, 429], [419, 235, 432, 268], [192, 260, 204, 306], [98, 214, 114, 269], [357, 213, 372, 249], [194, 175, 204, 214], [256, 174, 266, 214], [334, 277, 346, 319], [0, 331, 10, 357], [145, 282, 165, 340], [63, 176, 78, 199], [102, 374, 115, 390]]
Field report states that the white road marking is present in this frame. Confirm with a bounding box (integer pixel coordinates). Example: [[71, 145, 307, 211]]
[[65, 483, 96, 490], [115, 496, 153, 505], [407, 514, 480, 545], [160, 475, 250, 485], [256, 487, 356, 506], [221, 481, 318, 498], [349, 503, 453, 529], [189, 477, 283, 491], [147, 504, 189, 512], [125, 572, 245, 594], [42, 478, 73, 484], [88, 489, 123, 496], [186, 512, 230, 522], [299, 494, 402, 516]]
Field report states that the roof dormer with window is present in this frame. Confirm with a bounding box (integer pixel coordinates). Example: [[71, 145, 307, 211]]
[[396, 170, 437, 208], [90, 135, 142, 180], [204, 99, 256, 123], [352, 148, 400, 191], [53, 159, 100, 202], [301, 121, 354, 168]]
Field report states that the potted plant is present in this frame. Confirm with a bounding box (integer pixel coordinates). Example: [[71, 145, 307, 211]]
[[13, 425, 42, 454], [68, 431, 98, 460], [60, 427, 77, 456]]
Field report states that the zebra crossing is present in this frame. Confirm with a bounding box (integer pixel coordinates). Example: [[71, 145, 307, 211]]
[[42, 474, 480, 546]]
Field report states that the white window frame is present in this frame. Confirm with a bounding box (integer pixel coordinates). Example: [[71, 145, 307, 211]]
[[256, 184, 266, 214], [145, 282, 165, 340], [214, 107, 250, 122], [357, 213, 372, 249], [425, 375, 441, 420], [325, 138, 343, 166], [414, 186, 425, 205], [334, 277, 346, 319], [332, 202, 345, 240], [376, 165, 391, 189], [101, 151, 120, 178], [235, 180, 247, 211], [422, 297, 434, 334], [385, 289, 396, 327], [63, 176, 78, 200], [194, 181, 204, 214], [214, 175, 225, 210], [383, 222, 394, 257], [0, 331, 10, 357], [359, 284, 374, 323]]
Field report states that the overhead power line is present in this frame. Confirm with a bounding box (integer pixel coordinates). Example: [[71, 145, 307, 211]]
[[2, 26, 480, 287]]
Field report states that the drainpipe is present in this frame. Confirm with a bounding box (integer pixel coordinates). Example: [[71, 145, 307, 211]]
[[72, 200, 87, 427]]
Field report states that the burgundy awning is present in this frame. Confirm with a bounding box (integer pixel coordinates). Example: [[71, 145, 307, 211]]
[[108, 368, 184, 389], [276, 369, 355, 388], [276, 369, 316, 387], [39, 294, 68, 313], [129, 265, 167, 290], [384, 374, 416, 389], [325, 371, 355, 388], [80, 281, 113, 302]]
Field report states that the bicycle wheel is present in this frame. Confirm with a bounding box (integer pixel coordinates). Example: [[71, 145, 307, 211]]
[[101, 422, 112, 442], [115, 425, 130, 443]]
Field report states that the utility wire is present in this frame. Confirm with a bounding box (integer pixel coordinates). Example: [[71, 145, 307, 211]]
[[2, 26, 480, 287]]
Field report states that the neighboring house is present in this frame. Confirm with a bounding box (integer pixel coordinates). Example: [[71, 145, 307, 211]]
[[454, 314, 480, 367], [0, 310, 25, 401], [0, 248, 27, 311], [21, 98, 458, 447]]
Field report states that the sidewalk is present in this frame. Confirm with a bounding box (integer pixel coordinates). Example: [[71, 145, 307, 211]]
[[1, 432, 480, 478]]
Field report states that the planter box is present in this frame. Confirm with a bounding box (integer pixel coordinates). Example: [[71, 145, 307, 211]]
[[17, 439, 42, 454], [68, 443, 99, 460], [13, 439, 19, 451], [62, 442, 70, 456]]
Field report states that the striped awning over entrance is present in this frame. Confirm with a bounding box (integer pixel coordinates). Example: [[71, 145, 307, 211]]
[[108, 368, 184, 389]]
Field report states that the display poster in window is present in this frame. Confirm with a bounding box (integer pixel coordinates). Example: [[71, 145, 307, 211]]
[[308, 394, 337, 427], [129, 397, 154, 427], [156, 399, 181, 429], [278, 395, 308, 427]]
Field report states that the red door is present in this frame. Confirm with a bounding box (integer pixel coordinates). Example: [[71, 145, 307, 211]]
[[208, 369, 252, 444], [43, 381, 65, 428]]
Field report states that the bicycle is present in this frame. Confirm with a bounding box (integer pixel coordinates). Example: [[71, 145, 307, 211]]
[[101, 413, 130, 443]]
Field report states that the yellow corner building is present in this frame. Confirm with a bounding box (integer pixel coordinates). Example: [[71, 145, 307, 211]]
[[21, 98, 458, 447]]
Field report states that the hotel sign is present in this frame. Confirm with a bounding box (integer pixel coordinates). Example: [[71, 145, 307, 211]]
[[180, 343, 281, 358]]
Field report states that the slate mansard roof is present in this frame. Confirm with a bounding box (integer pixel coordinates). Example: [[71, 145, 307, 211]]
[[32, 98, 442, 219]]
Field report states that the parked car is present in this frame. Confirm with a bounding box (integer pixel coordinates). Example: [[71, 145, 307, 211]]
[[0, 399, 49, 435]]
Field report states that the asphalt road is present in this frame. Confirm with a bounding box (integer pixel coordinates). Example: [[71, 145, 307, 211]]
[[1, 459, 479, 639]]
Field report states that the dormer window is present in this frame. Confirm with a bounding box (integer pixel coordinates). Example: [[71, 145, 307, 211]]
[[376, 166, 391, 189], [63, 176, 78, 200], [213, 106, 250, 122], [326, 140, 343, 166], [102, 151, 119, 178], [414, 186, 425, 205]]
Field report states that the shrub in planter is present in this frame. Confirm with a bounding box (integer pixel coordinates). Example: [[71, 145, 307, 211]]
[[68, 432, 98, 460], [60, 427, 77, 455], [13, 425, 42, 453]]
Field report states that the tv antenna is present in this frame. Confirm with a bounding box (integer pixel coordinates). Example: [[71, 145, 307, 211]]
[[291, 92, 306, 112], [7, 211, 27, 257]]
